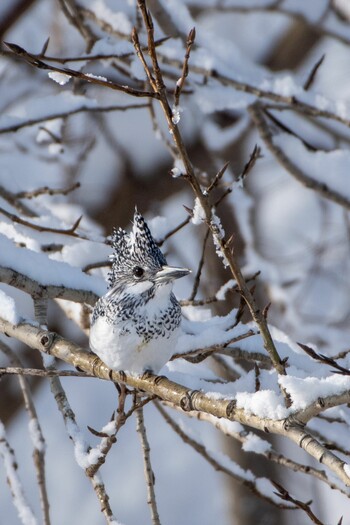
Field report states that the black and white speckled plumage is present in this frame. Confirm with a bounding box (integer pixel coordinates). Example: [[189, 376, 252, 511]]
[[89, 210, 189, 374]]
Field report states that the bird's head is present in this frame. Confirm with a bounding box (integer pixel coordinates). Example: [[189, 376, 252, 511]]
[[107, 209, 190, 296]]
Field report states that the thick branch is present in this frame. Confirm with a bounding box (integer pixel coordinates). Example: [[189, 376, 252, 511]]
[[0, 266, 99, 305], [1, 317, 350, 487]]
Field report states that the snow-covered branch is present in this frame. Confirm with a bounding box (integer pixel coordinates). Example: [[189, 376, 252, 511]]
[[1, 316, 350, 489]]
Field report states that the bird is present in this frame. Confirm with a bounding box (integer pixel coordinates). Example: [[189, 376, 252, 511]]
[[89, 209, 190, 375]]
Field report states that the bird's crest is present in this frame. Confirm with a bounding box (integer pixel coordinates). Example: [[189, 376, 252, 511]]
[[108, 209, 166, 288]]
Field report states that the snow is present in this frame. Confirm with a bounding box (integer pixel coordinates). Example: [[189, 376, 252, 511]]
[[0, 421, 37, 525], [279, 374, 350, 410], [242, 433, 272, 454], [215, 279, 236, 300], [85, 73, 108, 82], [0, 234, 104, 296], [235, 390, 289, 420], [28, 419, 45, 454], [344, 463, 350, 479], [171, 158, 186, 178], [101, 420, 117, 436], [90, 38, 134, 57], [66, 418, 102, 470], [0, 289, 19, 324], [171, 105, 182, 125], [48, 71, 71, 85], [211, 214, 229, 267], [191, 197, 206, 225], [2, 1, 350, 523], [274, 133, 350, 200], [91, 0, 132, 34]]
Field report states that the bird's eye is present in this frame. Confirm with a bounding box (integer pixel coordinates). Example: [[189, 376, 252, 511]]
[[133, 266, 144, 278]]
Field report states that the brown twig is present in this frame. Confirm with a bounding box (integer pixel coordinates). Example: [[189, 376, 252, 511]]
[[4, 42, 158, 99], [134, 2, 286, 381], [58, 0, 97, 52], [272, 481, 326, 525], [205, 161, 230, 194], [157, 53, 350, 128], [298, 343, 350, 375], [188, 228, 210, 300], [0, 205, 86, 239], [158, 216, 191, 246], [174, 27, 196, 107], [15, 182, 80, 199], [304, 54, 326, 91], [136, 405, 161, 525], [49, 371, 117, 523], [0, 103, 149, 135]]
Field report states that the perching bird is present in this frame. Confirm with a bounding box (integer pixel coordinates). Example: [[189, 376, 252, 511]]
[[89, 210, 190, 375]]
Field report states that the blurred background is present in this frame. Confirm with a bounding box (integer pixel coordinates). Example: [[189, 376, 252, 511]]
[[1, 1, 350, 523]]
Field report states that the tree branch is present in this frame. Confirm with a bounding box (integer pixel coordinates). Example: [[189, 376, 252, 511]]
[[1, 317, 350, 488]]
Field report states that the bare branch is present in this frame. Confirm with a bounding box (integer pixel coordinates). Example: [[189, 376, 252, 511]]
[[136, 406, 161, 525], [272, 481, 326, 525], [57, 0, 97, 52], [174, 27, 196, 107], [304, 54, 326, 91], [15, 183, 80, 200], [0, 103, 149, 135], [188, 228, 210, 300], [4, 42, 158, 99]]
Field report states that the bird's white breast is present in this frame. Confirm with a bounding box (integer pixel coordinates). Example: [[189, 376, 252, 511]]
[[89, 285, 180, 374]]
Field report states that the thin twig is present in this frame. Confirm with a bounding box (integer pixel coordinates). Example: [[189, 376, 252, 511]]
[[4, 42, 158, 99], [136, 406, 161, 525], [0, 341, 50, 525], [0, 103, 149, 135], [184, 408, 350, 498], [15, 183, 80, 199], [188, 228, 210, 300], [272, 481, 326, 525], [205, 161, 230, 194], [174, 27, 196, 106], [304, 54, 326, 91], [158, 216, 191, 246], [298, 343, 350, 375], [0, 205, 86, 238], [58, 0, 97, 52]]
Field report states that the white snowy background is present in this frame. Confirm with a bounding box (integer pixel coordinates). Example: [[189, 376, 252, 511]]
[[1, 0, 350, 524]]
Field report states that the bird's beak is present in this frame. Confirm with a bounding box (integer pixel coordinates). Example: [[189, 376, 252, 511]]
[[155, 265, 191, 284]]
